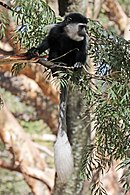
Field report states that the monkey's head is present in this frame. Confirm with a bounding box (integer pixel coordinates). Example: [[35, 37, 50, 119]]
[[64, 13, 88, 42]]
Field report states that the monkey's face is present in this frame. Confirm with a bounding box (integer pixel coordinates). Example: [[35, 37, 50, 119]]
[[64, 22, 87, 42]]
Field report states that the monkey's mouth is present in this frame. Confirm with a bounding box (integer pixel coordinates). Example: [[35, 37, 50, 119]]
[[78, 31, 87, 37], [80, 29, 89, 37]]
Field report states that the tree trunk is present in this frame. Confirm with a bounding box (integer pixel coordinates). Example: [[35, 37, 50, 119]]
[[0, 106, 54, 194], [53, 1, 90, 194], [53, 81, 91, 195], [58, 0, 87, 16], [46, 0, 59, 15]]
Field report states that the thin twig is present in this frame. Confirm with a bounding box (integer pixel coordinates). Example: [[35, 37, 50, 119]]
[[0, 1, 13, 11], [50, 48, 79, 62]]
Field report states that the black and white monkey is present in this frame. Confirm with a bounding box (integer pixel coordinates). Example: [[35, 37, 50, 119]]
[[27, 13, 88, 71], [28, 13, 88, 183]]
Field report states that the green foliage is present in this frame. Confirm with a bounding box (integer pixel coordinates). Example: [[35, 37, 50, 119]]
[[12, 0, 56, 48], [0, 12, 9, 39], [50, 20, 129, 194], [118, 158, 130, 192], [95, 82, 129, 157], [80, 20, 130, 194], [91, 181, 107, 195], [88, 19, 130, 76], [0, 0, 56, 48], [1, 1, 129, 193], [11, 63, 26, 75]]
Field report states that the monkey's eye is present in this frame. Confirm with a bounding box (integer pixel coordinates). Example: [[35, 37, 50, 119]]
[[66, 17, 72, 23], [79, 24, 87, 30]]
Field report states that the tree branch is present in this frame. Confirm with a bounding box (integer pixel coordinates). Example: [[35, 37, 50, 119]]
[[0, 106, 54, 193], [0, 54, 75, 70], [0, 54, 59, 104], [0, 159, 53, 191], [0, 1, 14, 11], [0, 72, 58, 131], [104, 0, 129, 33], [0, 159, 20, 172]]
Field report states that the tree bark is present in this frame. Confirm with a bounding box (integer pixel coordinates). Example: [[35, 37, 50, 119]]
[[58, 0, 87, 16], [0, 55, 59, 104], [0, 106, 54, 194], [46, 0, 59, 15], [0, 72, 58, 132], [53, 82, 91, 195], [53, 1, 90, 194], [104, 0, 129, 33]]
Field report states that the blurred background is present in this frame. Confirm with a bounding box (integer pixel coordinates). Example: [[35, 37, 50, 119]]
[[0, 0, 129, 194]]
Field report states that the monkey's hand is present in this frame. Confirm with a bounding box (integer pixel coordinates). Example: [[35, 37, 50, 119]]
[[74, 62, 83, 69], [26, 47, 39, 59]]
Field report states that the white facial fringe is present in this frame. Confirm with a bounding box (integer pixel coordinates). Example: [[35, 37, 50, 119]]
[[54, 131, 74, 183]]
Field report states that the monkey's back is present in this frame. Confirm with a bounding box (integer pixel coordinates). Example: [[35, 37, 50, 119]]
[[48, 25, 86, 66]]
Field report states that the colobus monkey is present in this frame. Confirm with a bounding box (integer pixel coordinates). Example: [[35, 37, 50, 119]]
[[27, 13, 88, 183], [27, 13, 88, 71]]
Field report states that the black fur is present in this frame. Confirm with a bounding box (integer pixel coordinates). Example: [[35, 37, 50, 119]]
[[27, 13, 88, 70]]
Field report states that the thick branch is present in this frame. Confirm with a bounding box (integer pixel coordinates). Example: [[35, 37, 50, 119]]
[[0, 54, 59, 104], [0, 106, 54, 194], [0, 159, 53, 191], [46, 0, 59, 15], [0, 54, 40, 65], [104, 0, 129, 33], [0, 159, 20, 172], [0, 72, 58, 131], [0, 54, 74, 70]]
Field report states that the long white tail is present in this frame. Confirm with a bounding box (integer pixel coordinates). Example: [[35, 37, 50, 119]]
[[54, 130, 74, 183]]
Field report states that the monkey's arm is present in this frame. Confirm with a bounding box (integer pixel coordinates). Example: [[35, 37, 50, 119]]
[[74, 46, 87, 68], [76, 40, 87, 63], [27, 37, 49, 58], [37, 37, 49, 54], [76, 50, 86, 63]]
